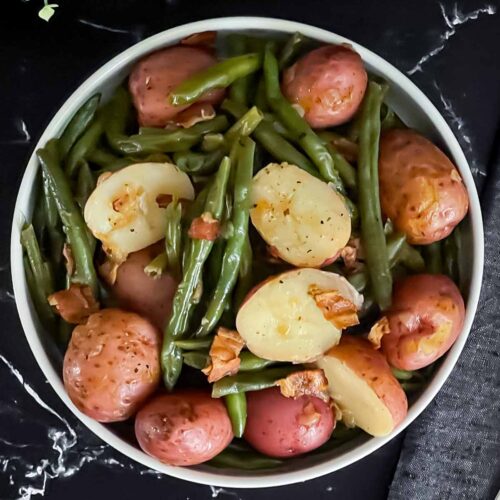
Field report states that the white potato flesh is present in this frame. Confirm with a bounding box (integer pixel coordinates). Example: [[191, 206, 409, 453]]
[[250, 163, 351, 267], [236, 269, 362, 363], [316, 355, 394, 436], [84, 162, 194, 262]]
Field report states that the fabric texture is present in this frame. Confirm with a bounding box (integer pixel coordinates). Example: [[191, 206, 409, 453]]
[[389, 146, 500, 499]]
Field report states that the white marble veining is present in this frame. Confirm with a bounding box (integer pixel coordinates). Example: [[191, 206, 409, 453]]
[[78, 18, 144, 42], [407, 2, 496, 75]]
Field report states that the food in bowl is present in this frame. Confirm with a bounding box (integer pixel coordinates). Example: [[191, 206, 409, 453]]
[[19, 28, 470, 469]]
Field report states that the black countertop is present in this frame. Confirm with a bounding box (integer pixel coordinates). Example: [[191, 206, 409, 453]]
[[1, 1, 499, 499]]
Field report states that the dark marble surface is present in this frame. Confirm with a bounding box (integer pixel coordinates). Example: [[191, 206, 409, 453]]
[[1, 1, 499, 499]]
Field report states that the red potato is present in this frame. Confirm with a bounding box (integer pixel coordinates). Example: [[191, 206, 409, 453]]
[[112, 244, 178, 330], [244, 388, 335, 458], [282, 45, 367, 128], [135, 391, 233, 466], [316, 336, 407, 437], [379, 129, 469, 244], [63, 309, 160, 423], [382, 274, 465, 370], [129, 46, 225, 127]]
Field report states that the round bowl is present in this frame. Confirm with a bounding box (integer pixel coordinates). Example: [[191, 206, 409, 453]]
[[10, 17, 484, 488]]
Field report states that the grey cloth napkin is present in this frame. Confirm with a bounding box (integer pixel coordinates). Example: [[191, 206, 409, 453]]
[[388, 148, 500, 499]]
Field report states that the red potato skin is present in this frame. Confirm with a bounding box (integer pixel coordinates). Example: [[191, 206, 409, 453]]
[[244, 388, 335, 458], [327, 336, 408, 429], [134, 391, 233, 466], [379, 129, 469, 244], [382, 274, 465, 370], [112, 244, 178, 330], [63, 309, 160, 422], [129, 46, 225, 127], [282, 45, 367, 128]]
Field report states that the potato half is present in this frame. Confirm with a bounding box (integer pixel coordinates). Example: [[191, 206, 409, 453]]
[[236, 269, 362, 363], [250, 163, 351, 267], [84, 162, 194, 263], [316, 336, 408, 437]]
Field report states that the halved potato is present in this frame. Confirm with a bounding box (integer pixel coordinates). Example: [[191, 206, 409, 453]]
[[84, 162, 194, 263], [316, 336, 407, 437], [236, 269, 362, 363], [250, 163, 351, 267]]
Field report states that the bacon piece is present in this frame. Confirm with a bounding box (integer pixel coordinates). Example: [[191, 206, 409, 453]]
[[276, 369, 330, 403], [309, 285, 359, 329], [175, 103, 216, 128], [188, 212, 220, 241], [48, 284, 99, 324], [367, 316, 391, 349], [340, 236, 363, 272], [202, 327, 245, 383]]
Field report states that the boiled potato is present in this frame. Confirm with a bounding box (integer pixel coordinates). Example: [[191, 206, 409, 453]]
[[236, 269, 363, 363], [244, 387, 335, 458], [129, 46, 225, 127], [282, 45, 367, 128], [84, 162, 194, 263], [111, 244, 178, 330], [134, 391, 233, 466], [379, 129, 469, 244], [250, 163, 351, 267], [316, 336, 408, 437], [63, 308, 160, 422], [382, 274, 465, 370]]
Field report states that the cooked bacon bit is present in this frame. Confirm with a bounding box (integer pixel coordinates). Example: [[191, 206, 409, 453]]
[[188, 212, 220, 241], [48, 284, 99, 324], [202, 327, 245, 383], [277, 369, 330, 403], [180, 31, 217, 48], [98, 257, 120, 285], [155, 193, 173, 208], [175, 103, 216, 128], [340, 236, 363, 272], [297, 401, 322, 427], [97, 171, 113, 186], [367, 316, 390, 349], [450, 168, 462, 183], [309, 285, 359, 329], [63, 244, 75, 277]]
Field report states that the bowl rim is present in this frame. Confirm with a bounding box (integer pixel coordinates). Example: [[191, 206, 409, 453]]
[[10, 16, 484, 488]]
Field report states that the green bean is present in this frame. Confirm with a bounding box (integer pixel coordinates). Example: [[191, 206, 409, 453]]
[[323, 142, 357, 191], [279, 32, 306, 69], [206, 238, 226, 292], [58, 94, 101, 158], [65, 120, 103, 176], [164, 199, 182, 279], [58, 320, 74, 346], [162, 157, 231, 390], [357, 81, 392, 310], [397, 241, 425, 272], [182, 351, 209, 370], [174, 149, 225, 175], [225, 392, 247, 438], [224, 107, 263, 145], [234, 234, 253, 309], [37, 140, 99, 295], [201, 133, 225, 152], [144, 252, 168, 278], [87, 147, 121, 168], [116, 116, 229, 155], [138, 126, 175, 135], [381, 104, 406, 131], [197, 138, 255, 337], [209, 447, 282, 470], [75, 161, 96, 211], [263, 113, 296, 141], [391, 367, 415, 381], [102, 86, 133, 153], [175, 337, 213, 350], [227, 34, 251, 106], [443, 236, 458, 283], [263, 47, 345, 193], [42, 174, 59, 230], [347, 271, 367, 293], [170, 54, 261, 106], [400, 381, 425, 392], [221, 99, 317, 176], [453, 223, 467, 293], [211, 366, 298, 398], [239, 351, 276, 371], [424, 242, 443, 274]]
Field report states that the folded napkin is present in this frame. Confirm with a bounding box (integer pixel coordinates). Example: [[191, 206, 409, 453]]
[[388, 146, 500, 499]]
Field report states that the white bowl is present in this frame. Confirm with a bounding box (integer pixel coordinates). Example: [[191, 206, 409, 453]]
[[10, 17, 484, 488]]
